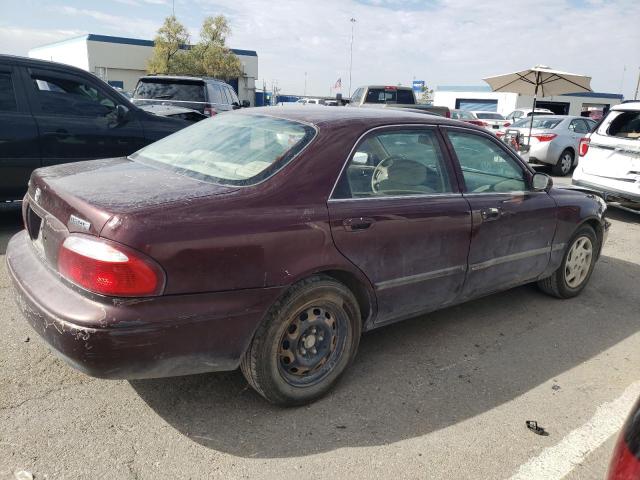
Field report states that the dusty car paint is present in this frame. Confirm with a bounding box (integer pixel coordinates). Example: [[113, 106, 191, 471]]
[[7, 106, 608, 379]]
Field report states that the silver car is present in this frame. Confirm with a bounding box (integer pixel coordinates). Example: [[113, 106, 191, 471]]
[[498, 115, 597, 176]]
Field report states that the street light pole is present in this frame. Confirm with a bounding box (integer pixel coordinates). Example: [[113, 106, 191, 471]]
[[348, 17, 356, 97]]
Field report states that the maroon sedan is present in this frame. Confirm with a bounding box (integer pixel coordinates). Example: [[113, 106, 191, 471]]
[[7, 107, 609, 405]]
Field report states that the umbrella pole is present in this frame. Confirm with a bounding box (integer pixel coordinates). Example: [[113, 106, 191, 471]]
[[528, 82, 538, 146]]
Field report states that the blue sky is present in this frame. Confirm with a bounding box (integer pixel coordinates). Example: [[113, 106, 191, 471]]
[[1, 0, 639, 98]]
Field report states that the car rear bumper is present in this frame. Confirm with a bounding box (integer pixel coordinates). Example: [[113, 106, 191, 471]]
[[572, 178, 640, 212], [7, 230, 284, 379]]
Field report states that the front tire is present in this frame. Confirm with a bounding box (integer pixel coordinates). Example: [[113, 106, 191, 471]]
[[553, 149, 574, 176], [240, 275, 361, 406], [537, 225, 598, 298]]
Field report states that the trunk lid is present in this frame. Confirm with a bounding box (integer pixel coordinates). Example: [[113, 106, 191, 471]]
[[581, 133, 640, 179], [26, 156, 237, 243]]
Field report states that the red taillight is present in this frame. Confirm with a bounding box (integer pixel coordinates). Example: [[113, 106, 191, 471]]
[[503, 122, 511, 128], [579, 137, 590, 157], [445, 110, 451, 118], [204, 106, 217, 117], [58, 236, 164, 297], [384, 86, 397, 91], [496, 131, 505, 137], [532, 133, 558, 142], [607, 437, 640, 479], [467, 120, 488, 127]]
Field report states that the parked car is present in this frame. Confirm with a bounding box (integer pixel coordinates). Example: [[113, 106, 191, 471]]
[[7, 107, 609, 406], [0, 55, 189, 202], [607, 395, 640, 479], [469, 111, 510, 131], [573, 101, 640, 213], [505, 108, 554, 122], [350, 85, 450, 117], [496, 115, 597, 176], [132, 75, 250, 117]]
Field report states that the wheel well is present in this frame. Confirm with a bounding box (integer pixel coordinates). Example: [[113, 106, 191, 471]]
[[581, 218, 604, 256], [319, 270, 373, 325]]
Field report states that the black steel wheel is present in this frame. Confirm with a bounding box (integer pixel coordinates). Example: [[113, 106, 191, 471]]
[[241, 275, 361, 406]]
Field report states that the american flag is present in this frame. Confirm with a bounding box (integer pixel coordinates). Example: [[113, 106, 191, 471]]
[[334, 78, 342, 89]]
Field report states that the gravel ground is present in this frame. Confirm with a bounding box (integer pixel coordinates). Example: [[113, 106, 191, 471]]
[[1, 175, 639, 480]]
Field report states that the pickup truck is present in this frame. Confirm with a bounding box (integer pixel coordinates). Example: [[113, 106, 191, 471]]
[[348, 85, 450, 117]]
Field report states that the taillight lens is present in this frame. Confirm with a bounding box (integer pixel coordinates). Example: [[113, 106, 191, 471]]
[[58, 236, 164, 297], [579, 137, 590, 157], [532, 133, 558, 142], [468, 120, 488, 127], [607, 436, 640, 479], [503, 122, 511, 128]]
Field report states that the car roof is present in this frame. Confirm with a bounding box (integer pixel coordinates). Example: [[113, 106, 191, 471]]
[[0, 54, 90, 76], [359, 85, 413, 91], [236, 105, 482, 130], [140, 75, 228, 84], [612, 101, 640, 112]]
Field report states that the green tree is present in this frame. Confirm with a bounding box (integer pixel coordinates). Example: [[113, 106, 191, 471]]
[[188, 15, 243, 79], [419, 85, 434, 104], [147, 15, 190, 74]]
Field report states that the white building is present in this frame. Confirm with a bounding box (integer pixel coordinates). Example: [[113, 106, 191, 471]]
[[433, 86, 623, 116], [29, 34, 258, 106]]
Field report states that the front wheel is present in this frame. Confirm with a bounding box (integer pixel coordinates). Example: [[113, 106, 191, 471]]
[[241, 275, 361, 406], [537, 225, 598, 298]]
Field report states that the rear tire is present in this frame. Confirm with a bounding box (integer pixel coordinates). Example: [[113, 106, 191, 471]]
[[537, 225, 598, 299], [240, 275, 361, 406], [552, 149, 574, 176]]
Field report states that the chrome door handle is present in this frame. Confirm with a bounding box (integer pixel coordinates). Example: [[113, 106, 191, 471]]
[[480, 207, 502, 221], [343, 217, 375, 231]]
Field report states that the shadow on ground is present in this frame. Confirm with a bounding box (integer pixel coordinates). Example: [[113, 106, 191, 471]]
[[0, 204, 23, 255], [131, 255, 640, 458]]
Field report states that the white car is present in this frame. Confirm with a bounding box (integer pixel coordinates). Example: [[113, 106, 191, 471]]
[[469, 111, 511, 131], [572, 102, 640, 213], [505, 108, 554, 123]]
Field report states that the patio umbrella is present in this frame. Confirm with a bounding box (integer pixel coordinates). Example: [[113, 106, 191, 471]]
[[483, 65, 592, 146]]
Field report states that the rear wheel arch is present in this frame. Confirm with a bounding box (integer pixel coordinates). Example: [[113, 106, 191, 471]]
[[316, 269, 376, 328], [579, 217, 605, 256]]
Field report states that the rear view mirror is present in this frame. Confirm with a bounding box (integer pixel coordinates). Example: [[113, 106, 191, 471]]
[[241, 100, 251, 108], [352, 152, 369, 165], [532, 172, 552, 192]]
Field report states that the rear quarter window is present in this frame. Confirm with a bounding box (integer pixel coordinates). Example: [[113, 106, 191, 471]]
[[0, 72, 17, 111]]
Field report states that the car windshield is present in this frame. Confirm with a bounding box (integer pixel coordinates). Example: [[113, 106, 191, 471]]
[[511, 117, 562, 129], [133, 80, 205, 102], [475, 113, 504, 120], [130, 113, 316, 186]]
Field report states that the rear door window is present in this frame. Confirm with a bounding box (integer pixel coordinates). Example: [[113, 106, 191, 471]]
[[133, 80, 205, 102], [569, 119, 590, 134], [210, 85, 224, 104], [0, 72, 17, 112], [395, 89, 414, 104], [226, 86, 239, 104], [32, 74, 116, 116]]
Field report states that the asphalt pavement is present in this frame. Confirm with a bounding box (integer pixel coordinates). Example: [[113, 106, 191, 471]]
[[1, 174, 639, 480]]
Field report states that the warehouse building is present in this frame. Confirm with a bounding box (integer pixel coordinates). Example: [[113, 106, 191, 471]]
[[433, 85, 623, 117], [29, 34, 258, 106]]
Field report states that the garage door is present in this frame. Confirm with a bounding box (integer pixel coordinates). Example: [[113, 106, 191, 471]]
[[456, 99, 498, 112]]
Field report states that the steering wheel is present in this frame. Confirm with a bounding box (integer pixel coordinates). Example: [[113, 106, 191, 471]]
[[371, 155, 406, 194]]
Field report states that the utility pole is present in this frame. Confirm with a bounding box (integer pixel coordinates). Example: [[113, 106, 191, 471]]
[[635, 67, 640, 101], [348, 18, 356, 97], [172, 0, 175, 16], [304, 72, 307, 97]]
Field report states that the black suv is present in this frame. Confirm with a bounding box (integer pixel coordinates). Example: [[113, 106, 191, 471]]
[[0, 55, 189, 201], [132, 76, 250, 116]]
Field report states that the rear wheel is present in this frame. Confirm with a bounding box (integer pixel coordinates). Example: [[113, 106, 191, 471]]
[[240, 275, 361, 406], [537, 225, 598, 298], [553, 149, 574, 176]]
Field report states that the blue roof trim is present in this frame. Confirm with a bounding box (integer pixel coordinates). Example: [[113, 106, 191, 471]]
[[561, 92, 623, 100], [86, 33, 257, 56]]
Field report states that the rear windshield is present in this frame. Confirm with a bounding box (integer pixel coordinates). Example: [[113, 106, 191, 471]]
[[130, 113, 316, 186], [365, 88, 414, 104], [133, 80, 205, 102], [511, 117, 562, 129], [475, 113, 504, 120], [451, 111, 473, 120], [606, 111, 640, 139]]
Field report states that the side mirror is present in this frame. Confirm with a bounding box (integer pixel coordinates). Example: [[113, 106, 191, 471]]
[[232, 101, 241, 110], [532, 172, 552, 192], [116, 104, 129, 122], [241, 100, 250, 108], [352, 151, 369, 165]]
